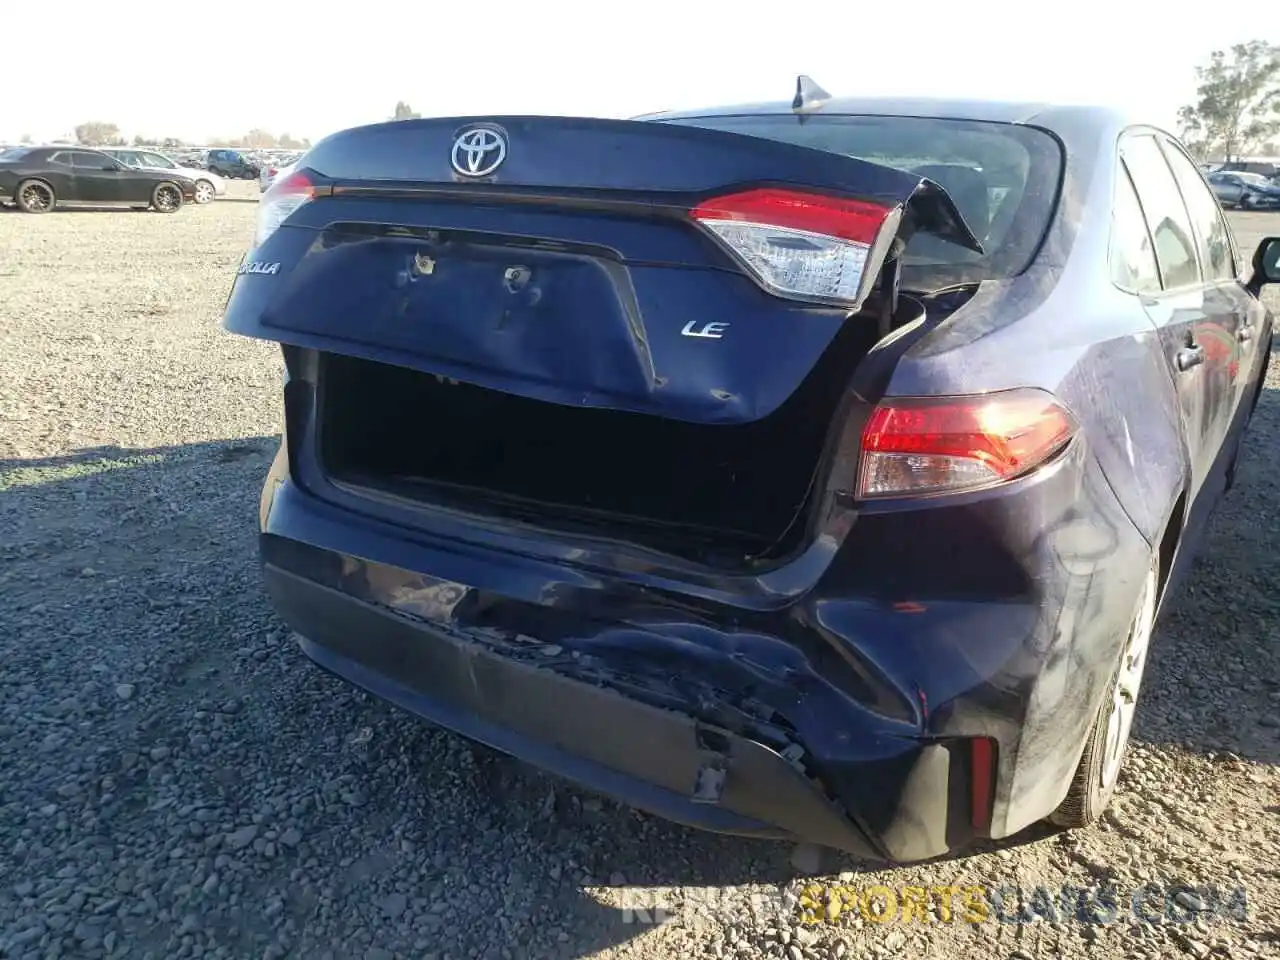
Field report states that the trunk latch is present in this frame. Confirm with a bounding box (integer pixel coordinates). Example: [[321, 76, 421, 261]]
[[503, 265, 532, 293], [412, 251, 435, 276]]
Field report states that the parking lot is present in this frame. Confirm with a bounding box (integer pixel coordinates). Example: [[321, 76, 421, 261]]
[[0, 186, 1277, 960]]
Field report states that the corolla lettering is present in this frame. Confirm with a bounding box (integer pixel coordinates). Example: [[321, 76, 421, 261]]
[[238, 261, 281, 276]]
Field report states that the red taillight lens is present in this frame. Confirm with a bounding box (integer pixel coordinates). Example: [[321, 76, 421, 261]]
[[255, 169, 314, 246], [690, 188, 897, 308], [857, 388, 1078, 499], [691, 188, 891, 244]]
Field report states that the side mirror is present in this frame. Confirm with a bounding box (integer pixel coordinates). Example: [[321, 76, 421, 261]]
[[1246, 236, 1280, 295]]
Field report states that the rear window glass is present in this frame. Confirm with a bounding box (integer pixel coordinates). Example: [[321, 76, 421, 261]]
[[656, 114, 1063, 289]]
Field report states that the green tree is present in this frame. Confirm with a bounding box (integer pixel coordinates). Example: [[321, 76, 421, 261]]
[[393, 101, 420, 120], [1178, 41, 1280, 161]]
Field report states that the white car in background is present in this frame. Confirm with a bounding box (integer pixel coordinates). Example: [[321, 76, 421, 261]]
[[102, 148, 227, 204]]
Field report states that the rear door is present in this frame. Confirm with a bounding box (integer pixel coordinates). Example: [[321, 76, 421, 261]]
[[1119, 131, 1235, 503], [1159, 136, 1260, 428]]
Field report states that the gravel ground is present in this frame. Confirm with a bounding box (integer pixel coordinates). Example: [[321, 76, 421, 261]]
[[0, 182, 1277, 960]]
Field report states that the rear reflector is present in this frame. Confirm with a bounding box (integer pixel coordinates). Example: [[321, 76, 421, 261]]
[[255, 169, 315, 246], [857, 388, 1078, 499], [970, 737, 996, 832], [690, 188, 897, 309]]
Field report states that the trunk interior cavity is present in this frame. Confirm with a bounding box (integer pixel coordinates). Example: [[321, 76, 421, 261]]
[[316, 317, 888, 568]]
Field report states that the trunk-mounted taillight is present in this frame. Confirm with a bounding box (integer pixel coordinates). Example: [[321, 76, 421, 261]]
[[255, 169, 315, 246], [690, 187, 900, 309], [857, 388, 1078, 499]]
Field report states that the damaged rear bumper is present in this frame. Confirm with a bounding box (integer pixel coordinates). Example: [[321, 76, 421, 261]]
[[267, 563, 889, 856], [259, 483, 1004, 865]]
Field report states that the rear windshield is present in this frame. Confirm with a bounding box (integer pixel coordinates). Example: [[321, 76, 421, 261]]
[[657, 114, 1063, 290]]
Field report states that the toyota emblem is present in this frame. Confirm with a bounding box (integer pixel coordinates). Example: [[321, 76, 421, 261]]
[[451, 126, 507, 178]]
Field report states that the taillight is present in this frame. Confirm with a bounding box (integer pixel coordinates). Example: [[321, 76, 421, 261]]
[[255, 169, 314, 246], [690, 187, 899, 308], [857, 388, 1078, 499]]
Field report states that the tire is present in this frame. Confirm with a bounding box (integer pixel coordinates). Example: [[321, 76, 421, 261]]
[[1240, 193, 1254, 210], [1048, 554, 1160, 828], [193, 180, 216, 204], [15, 178, 54, 213], [151, 182, 183, 213]]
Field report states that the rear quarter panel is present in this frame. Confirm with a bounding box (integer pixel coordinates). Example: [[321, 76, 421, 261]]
[[883, 111, 1190, 833]]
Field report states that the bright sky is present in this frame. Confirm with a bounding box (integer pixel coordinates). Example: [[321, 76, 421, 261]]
[[0, 3, 1264, 145]]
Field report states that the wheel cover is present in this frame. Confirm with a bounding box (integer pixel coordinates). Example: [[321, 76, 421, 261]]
[[21, 183, 51, 210], [156, 186, 179, 210], [195, 182, 214, 202], [1100, 566, 1158, 789]]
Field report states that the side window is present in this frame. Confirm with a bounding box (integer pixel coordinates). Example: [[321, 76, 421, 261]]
[[1110, 166, 1162, 294], [1160, 139, 1237, 281], [1119, 134, 1201, 290], [144, 153, 174, 168], [70, 152, 110, 168], [47, 152, 71, 166]]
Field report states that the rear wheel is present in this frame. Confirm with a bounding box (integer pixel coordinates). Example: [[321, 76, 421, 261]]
[[193, 179, 215, 204], [1049, 555, 1159, 828], [15, 179, 54, 213], [152, 182, 183, 213]]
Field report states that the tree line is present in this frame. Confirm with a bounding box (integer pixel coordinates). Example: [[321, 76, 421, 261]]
[[73, 100, 429, 148], [67, 121, 310, 150]]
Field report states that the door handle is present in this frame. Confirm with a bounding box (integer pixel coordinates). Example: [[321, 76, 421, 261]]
[[1237, 324, 1254, 343], [1176, 344, 1205, 372]]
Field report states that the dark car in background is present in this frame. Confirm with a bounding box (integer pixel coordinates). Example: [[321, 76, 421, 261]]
[[1207, 170, 1280, 210], [221, 86, 1275, 863], [205, 148, 260, 180], [0, 146, 195, 212]]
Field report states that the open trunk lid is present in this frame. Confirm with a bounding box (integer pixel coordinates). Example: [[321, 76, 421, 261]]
[[223, 115, 979, 424]]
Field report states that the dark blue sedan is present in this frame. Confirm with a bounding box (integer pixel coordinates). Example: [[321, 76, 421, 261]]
[[221, 79, 1277, 863]]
